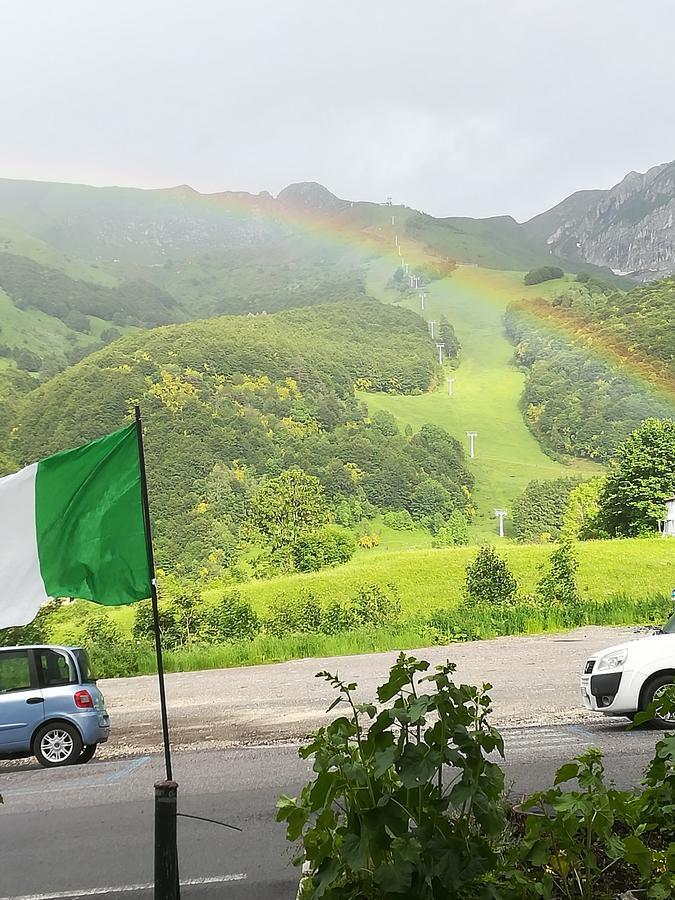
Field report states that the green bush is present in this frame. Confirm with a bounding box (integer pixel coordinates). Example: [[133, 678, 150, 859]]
[[292, 525, 356, 572], [278, 654, 506, 900], [465, 545, 518, 605], [279, 657, 675, 900], [320, 600, 357, 635], [382, 509, 415, 531], [265, 591, 323, 637], [523, 265, 564, 285], [204, 591, 261, 643], [349, 583, 401, 628], [431, 509, 469, 546], [536, 540, 582, 611]]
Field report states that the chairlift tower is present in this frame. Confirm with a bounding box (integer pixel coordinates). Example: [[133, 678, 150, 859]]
[[428, 320, 436, 339], [435, 343, 445, 365], [494, 509, 508, 538], [446, 376, 454, 396], [466, 431, 478, 459]]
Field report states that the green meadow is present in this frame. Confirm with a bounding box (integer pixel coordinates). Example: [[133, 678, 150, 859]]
[[47, 537, 674, 649], [366, 265, 601, 539]]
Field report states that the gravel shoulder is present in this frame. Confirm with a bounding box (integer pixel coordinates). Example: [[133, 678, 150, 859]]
[[96, 625, 641, 758]]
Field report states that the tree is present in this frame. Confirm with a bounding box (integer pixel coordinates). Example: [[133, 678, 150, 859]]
[[465, 545, 518, 604], [438, 317, 461, 360], [292, 525, 356, 572], [536, 541, 581, 608], [432, 509, 470, 547], [512, 477, 581, 542], [599, 419, 675, 536], [562, 477, 606, 540], [247, 466, 329, 554], [409, 478, 457, 522]]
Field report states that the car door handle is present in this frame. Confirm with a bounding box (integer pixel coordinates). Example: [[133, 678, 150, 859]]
[[26, 697, 44, 704]]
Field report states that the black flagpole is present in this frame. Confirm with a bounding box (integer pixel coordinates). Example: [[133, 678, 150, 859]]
[[135, 406, 180, 900], [134, 404, 173, 781]]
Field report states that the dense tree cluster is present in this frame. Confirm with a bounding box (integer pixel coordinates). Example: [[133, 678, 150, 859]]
[[523, 265, 564, 285], [505, 277, 675, 461], [511, 476, 582, 542], [0, 252, 177, 328], [11, 300, 472, 574]]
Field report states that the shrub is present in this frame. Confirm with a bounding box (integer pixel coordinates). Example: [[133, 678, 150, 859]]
[[82, 614, 149, 678], [382, 509, 415, 531], [432, 509, 469, 546], [277, 654, 507, 899], [523, 265, 564, 285], [279, 657, 675, 900], [349, 583, 401, 628], [292, 525, 356, 572], [205, 591, 260, 643], [536, 540, 582, 610], [320, 600, 357, 635], [265, 591, 323, 637], [465, 545, 518, 605], [357, 532, 380, 549]]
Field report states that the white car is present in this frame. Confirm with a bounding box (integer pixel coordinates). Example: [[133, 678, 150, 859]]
[[581, 612, 675, 728]]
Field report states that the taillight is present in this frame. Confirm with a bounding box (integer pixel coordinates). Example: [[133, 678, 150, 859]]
[[74, 689, 94, 709]]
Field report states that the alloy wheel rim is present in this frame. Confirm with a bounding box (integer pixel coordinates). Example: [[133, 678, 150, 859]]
[[41, 729, 74, 762], [652, 684, 675, 723]]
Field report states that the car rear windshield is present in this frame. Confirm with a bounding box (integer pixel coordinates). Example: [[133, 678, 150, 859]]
[[73, 648, 97, 683], [663, 613, 675, 635]]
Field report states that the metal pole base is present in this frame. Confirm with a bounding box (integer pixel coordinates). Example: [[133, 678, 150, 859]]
[[155, 780, 180, 900]]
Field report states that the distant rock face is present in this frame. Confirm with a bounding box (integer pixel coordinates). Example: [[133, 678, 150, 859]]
[[276, 182, 349, 214], [527, 161, 675, 281]]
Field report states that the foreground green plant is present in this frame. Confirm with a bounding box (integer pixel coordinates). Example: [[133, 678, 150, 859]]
[[277, 653, 506, 899], [278, 657, 675, 900]]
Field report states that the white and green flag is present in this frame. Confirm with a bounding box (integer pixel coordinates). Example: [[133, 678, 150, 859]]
[[0, 424, 152, 629]]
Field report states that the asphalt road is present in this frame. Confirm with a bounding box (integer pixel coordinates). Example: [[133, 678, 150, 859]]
[[0, 720, 665, 900]]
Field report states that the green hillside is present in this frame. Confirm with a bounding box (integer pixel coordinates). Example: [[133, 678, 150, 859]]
[[504, 276, 675, 460], [12, 301, 476, 572], [363, 265, 602, 538]]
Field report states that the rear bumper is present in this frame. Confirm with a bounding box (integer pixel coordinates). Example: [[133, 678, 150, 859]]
[[73, 710, 110, 745]]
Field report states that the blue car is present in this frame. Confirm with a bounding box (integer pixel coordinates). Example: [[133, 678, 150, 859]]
[[0, 644, 110, 767]]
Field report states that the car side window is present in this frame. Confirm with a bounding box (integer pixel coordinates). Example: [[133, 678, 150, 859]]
[[36, 649, 76, 688], [0, 650, 32, 694]]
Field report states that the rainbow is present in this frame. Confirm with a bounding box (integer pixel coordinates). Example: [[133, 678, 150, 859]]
[[137, 182, 675, 408]]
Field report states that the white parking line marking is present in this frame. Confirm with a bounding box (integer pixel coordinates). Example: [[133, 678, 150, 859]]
[[0, 873, 247, 899]]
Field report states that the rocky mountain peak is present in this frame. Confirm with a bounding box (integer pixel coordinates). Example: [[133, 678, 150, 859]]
[[276, 182, 348, 214]]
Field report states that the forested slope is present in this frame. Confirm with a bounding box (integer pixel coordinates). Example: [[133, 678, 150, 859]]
[[505, 276, 675, 460], [11, 300, 473, 572]]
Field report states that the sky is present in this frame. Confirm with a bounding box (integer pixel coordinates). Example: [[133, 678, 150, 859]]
[[1, 0, 674, 221]]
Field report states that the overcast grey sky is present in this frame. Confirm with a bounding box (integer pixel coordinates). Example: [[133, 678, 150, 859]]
[[1, 0, 674, 221]]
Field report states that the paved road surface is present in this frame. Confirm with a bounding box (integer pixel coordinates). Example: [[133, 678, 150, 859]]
[[0, 719, 664, 900], [98, 626, 642, 756]]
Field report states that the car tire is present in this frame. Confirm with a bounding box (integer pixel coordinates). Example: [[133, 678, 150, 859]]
[[33, 722, 83, 768], [79, 744, 97, 764], [641, 674, 675, 729]]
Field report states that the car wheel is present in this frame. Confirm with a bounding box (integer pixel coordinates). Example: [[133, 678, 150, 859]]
[[642, 675, 675, 729], [79, 744, 97, 764], [33, 722, 83, 768]]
